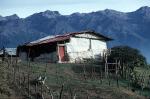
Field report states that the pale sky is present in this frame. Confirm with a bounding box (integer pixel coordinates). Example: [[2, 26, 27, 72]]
[[1, 0, 150, 18]]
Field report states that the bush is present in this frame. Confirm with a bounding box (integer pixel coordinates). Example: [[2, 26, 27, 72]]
[[108, 46, 147, 78], [109, 46, 147, 69]]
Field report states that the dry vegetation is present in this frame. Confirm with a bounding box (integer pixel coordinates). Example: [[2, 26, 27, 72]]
[[0, 60, 149, 99]]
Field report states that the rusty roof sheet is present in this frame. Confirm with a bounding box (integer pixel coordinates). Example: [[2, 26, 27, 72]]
[[27, 35, 70, 46], [25, 31, 112, 47]]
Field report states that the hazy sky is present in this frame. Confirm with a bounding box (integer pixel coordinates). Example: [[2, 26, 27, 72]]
[[1, 0, 150, 18]]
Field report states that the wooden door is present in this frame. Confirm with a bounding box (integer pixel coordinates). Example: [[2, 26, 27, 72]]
[[58, 46, 65, 62]]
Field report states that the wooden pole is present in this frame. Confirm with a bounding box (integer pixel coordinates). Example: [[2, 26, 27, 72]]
[[59, 84, 64, 99]]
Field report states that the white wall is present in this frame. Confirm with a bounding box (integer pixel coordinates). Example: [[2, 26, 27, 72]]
[[66, 34, 107, 62]]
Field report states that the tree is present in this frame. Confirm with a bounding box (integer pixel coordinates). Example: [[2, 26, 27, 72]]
[[108, 46, 147, 77]]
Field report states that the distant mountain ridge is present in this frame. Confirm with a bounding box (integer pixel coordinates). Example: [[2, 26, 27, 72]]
[[0, 6, 150, 62]]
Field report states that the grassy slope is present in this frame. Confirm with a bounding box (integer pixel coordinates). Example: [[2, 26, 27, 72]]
[[0, 61, 148, 99], [134, 67, 150, 97]]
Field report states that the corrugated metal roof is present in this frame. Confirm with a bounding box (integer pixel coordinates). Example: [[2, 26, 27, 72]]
[[0, 48, 16, 55], [25, 31, 112, 47], [27, 35, 70, 46], [30, 35, 56, 44]]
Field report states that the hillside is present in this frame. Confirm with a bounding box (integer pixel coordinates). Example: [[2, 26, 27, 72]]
[[0, 6, 150, 62], [0, 61, 147, 99]]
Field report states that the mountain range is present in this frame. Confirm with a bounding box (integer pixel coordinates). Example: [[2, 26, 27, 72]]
[[0, 6, 150, 63]]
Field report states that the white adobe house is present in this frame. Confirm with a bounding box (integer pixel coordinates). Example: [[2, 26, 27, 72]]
[[17, 31, 112, 63]]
